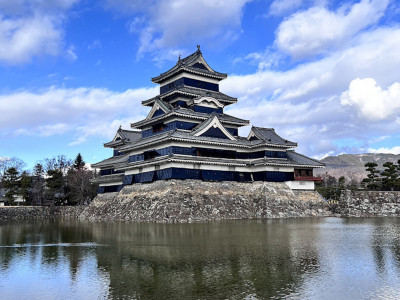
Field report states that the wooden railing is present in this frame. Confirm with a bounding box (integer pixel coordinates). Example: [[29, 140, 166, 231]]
[[294, 176, 323, 181]]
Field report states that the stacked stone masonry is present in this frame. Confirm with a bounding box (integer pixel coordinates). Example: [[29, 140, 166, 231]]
[[0, 206, 84, 221], [80, 180, 330, 222], [338, 190, 400, 217]]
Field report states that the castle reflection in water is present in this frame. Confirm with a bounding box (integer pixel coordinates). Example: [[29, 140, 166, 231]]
[[1, 219, 400, 299]]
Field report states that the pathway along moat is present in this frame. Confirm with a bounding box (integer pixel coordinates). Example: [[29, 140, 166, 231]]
[[1, 218, 400, 299]]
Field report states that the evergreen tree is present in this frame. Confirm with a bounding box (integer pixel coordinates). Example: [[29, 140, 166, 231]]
[[19, 171, 32, 203], [381, 162, 399, 191], [73, 153, 86, 170], [32, 163, 45, 205], [338, 176, 346, 189], [3, 167, 20, 203], [363, 162, 381, 190], [46, 169, 65, 205]]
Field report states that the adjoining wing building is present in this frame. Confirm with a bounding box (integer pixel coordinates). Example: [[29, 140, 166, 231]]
[[92, 46, 324, 193]]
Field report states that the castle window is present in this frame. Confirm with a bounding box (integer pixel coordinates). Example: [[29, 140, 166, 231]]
[[152, 123, 165, 133]]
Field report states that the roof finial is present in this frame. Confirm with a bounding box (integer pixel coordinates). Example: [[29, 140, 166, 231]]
[[119, 125, 122, 130], [178, 54, 181, 61], [197, 45, 201, 52]]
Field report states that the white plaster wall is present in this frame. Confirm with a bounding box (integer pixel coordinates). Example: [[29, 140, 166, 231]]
[[285, 180, 315, 190]]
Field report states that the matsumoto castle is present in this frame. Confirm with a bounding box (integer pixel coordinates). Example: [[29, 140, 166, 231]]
[[93, 46, 324, 193]]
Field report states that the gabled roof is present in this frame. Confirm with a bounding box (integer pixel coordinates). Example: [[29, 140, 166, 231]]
[[131, 107, 249, 129], [247, 126, 297, 147], [141, 86, 237, 107], [151, 46, 228, 84], [104, 127, 142, 148], [145, 99, 172, 120], [192, 114, 237, 141]]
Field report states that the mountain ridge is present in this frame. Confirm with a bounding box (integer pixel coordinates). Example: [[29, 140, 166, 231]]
[[314, 153, 400, 182]]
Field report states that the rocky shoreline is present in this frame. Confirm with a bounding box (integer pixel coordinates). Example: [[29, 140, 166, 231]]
[[0, 206, 84, 221]]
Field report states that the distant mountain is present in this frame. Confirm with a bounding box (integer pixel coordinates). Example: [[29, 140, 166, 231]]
[[314, 153, 400, 182]]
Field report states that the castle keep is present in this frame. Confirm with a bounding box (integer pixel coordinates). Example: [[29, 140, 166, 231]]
[[92, 47, 324, 193]]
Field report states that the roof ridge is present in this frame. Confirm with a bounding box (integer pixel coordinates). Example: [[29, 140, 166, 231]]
[[289, 151, 325, 165]]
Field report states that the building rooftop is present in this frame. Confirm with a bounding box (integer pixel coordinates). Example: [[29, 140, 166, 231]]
[[142, 86, 237, 107], [151, 47, 228, 84], [249, 126, 297, 147]]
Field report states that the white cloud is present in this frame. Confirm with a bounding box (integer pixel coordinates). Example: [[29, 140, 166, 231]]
[[269, 0, 303, 16], [88, 40, 102, 50], [368, 146, 400, 154], [340, 78, 400, 121], [0, 15, 62, 63], [0, 0, 79, 64], [222, 25, 400, 157], [14, 123, 70, 137], [275, 0, 389, 58], [0, 86, 158, 144], [108, 0, 252, 60], [66, 44, 78, 61]]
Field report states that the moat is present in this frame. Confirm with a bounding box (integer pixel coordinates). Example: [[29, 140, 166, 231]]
[[1, 218, 400, 299]]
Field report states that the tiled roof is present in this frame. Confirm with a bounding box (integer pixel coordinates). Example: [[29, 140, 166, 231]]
[[161, 86, 237, 104], [131, 108, 249, 129], [120, 129, 142, 142], [286, 151, 325, 167], [104, 128, 142, 148], [250, 127, 297, 147], [151, 48, 227, 83], [91, 154, 129, 168], [141, 86, 237, 106], [91, 173, 124, 184]]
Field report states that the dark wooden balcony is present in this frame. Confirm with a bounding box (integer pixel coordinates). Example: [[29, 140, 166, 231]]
[[294, 176, 322, 181]]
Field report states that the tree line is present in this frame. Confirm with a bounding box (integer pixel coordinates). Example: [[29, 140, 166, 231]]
[[0, 154, 98, 206], [362, 160, 400, 191], [316, 160, 400, 200]]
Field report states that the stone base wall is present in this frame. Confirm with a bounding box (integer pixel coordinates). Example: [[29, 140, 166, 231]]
[[338, 190, 400, 217], [80, 180, 329, 222], [0, 206, 85, 221]]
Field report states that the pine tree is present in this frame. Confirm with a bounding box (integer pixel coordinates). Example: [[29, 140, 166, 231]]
[[73, 153, 86, 170], [338, 176, 346, 189], [362, 162, 381, 190], [19, 171, 32, 203], [32, 163, 45, 205], [46, 169, 65, 205], [381, 162, 399, 191], [3, 167, 20, 203]]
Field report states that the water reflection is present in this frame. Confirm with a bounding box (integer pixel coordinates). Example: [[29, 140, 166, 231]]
[[1, 218, 400, 299]]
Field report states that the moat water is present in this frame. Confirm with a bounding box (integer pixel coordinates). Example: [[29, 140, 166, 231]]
[[1, 218, 400, 299]]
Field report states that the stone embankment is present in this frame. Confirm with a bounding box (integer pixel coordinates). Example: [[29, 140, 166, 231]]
[[337, 190, 400, 217], [79, 180, 330, 222], [0, 206, 84, 221]]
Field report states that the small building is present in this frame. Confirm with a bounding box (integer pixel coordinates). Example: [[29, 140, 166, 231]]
[[92, 47, 324, 193], [0, 188, 8, 206]]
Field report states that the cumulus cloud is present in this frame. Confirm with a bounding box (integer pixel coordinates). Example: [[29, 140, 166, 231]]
[[275, 0, 389, 58], [0, 86, 158, 144], [0, 0, 79, 64], [368, 146, 400, 154], [340, 78, 400, 121], [108, 0, 251, 60], [222, 25, 400, 157]]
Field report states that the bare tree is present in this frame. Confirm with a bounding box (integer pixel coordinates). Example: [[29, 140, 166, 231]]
[[67, 168, 97, 205], [0, 157, 26, 178], [42, 155, 72, 174]]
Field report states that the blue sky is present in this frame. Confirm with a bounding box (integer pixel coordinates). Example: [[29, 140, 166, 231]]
[[1, 0, 400, 170]]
